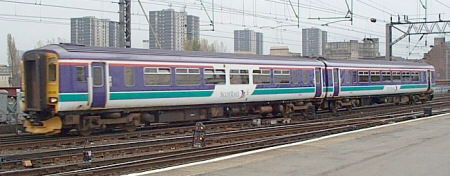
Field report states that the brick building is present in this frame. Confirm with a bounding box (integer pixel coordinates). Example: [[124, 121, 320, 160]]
[[424, 38, 450, 80]]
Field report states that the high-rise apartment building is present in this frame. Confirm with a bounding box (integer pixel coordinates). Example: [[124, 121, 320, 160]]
[[148, 9, 199, 50], [234, 29, 263, 55], [302, 28, 327, 57], [71, 16, 121, 47]]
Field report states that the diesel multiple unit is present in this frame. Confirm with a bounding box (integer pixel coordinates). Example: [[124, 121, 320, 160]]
[[21, 44, 435, 135]]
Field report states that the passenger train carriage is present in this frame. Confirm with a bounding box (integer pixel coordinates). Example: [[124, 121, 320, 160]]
[[21, 44, 435, 135]]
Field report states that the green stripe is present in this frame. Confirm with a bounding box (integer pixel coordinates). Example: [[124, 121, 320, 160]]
[[341, 86, 384, 92], [400, 84, 428, 89], [59, 94, 88, 102], [323, 87, 333, 92], [110, 90, 213, 100], [252, 87, 315, 95], [432, 84, 436, 87]]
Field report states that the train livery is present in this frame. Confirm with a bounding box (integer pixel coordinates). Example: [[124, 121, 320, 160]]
[[21, 44, 435, 135]]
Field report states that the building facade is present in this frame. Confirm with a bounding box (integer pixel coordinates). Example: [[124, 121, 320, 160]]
[[325, 38, 380, 60], [424, 38, 450, 80], [148, 9, 199, 51], [302, 28, 327, 57], [0, 66, 10, 87], [186, 15, 200, 41], [71, 16, 121, 47], [269, 46, 301, 57], [234, 29, 263, 55]]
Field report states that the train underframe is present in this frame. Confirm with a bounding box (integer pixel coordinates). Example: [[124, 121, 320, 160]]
[[24, 92, 433, 136]]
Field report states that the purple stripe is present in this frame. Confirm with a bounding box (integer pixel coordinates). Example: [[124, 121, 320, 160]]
[[59, 65, 88, 93]]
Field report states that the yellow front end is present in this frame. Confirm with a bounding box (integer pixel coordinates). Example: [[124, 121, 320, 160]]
[[23, 52, 62, 135]]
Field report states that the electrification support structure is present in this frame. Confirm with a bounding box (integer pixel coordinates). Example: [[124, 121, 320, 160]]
[[119, 0, 131, 48], [385, 16, 450, 61]]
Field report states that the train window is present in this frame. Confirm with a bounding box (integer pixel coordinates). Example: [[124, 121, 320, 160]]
[[48, 64, 56, 82], [345, 71, 351, 83], [253, 70, 270, 84], [144, 67, 171, 85], [352, 71, 357, 83], [124, 67, 135, 86], [292, 70, 299, 84], [382, 72, 391, 82], [176, 68, 200, 85], [76, 66, 86, 82], [370, 71, 381, 82], [358, 71, 369, 83], [274, 70, 290, 84], [93, 66, 103, 87], [230, 69, 249, 84], [302, 70, 309, 85], [402, 71, 411, 82], [412, 72, 419, 81], [204, 69, 226, 85], [393, 72, 401, 82]]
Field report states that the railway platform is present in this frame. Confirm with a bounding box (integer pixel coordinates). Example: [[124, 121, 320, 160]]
[[128, 112, 450, 176]]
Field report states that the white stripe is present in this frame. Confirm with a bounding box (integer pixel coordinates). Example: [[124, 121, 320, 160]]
[[125, 112, 450, 176]]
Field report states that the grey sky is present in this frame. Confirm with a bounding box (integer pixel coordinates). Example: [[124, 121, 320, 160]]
[[0, 0, 449, 65]]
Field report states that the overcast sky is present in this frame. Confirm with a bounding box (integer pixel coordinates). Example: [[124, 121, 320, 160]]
[[1, 0, 449, 65]]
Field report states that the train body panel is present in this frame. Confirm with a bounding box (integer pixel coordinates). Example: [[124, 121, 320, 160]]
[[21, 44, 435, 135]]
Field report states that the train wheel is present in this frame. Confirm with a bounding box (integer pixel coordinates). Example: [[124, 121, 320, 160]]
[[78, 129, 92, 136], [123, 124, 137, 132], [59, 128, 72, 136]]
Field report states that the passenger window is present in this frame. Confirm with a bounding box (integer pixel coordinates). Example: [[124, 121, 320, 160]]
[[204, 69, 226, 85], [412, 72, 419, 81], [393, 72, 401, 82], [302, 70, 309, 85], [253, 70, 270, 84], [358, 71, 369, 83], [76, 66, 86, 82], [370, 71, 380, 82], [402, 71, 411, 82], [176, 68, 200, 85], [144, 67, 171, 85], [345, 71, 351, 83], [93, 66, 103, 87], [352, 71, 357, 83], [124, 67, 135, 86], [230, 69, 249, 84], [292, 70, 299, 84], [382, 72, 391, 82], [274, 70, 290, 84]]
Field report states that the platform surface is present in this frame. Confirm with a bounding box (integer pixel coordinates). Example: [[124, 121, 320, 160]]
[[130, 113, 450, 176]]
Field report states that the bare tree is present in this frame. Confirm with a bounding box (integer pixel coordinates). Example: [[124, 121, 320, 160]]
[[35, 37, 68, 48], [7, 34, 21, 87], [184, 39, 225, 52]]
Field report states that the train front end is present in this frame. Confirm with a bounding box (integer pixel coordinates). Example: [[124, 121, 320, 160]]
[[22, 50, 62, 135]]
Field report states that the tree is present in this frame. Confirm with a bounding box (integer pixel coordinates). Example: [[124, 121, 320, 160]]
[[35, 37, 67, 48], [7, 34, 21, 87], [183, 38, 226, 52]]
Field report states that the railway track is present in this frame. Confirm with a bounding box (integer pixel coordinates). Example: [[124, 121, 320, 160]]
[[4, 108, 449, 176], [1, 95, 448, 153], [1, 98, 449, 176]]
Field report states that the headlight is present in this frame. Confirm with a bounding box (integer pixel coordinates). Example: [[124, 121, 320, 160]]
[[49, 97, 58, 103]]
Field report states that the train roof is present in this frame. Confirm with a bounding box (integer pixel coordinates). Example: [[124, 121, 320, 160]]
[[27, 44, 324, 67], [323, 58, 434, 70]]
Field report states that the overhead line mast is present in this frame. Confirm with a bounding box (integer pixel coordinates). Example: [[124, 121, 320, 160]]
[[119, 0, 131, 48]]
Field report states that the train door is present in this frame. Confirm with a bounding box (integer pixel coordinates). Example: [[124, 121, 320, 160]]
[[315, 67, 322, 97], [333, 68, 340, 96], [91, 62, 107, 108], [426, 70, 431, 92]]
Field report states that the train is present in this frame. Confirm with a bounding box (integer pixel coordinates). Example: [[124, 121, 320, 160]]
[[21, 44, 435, 136]]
